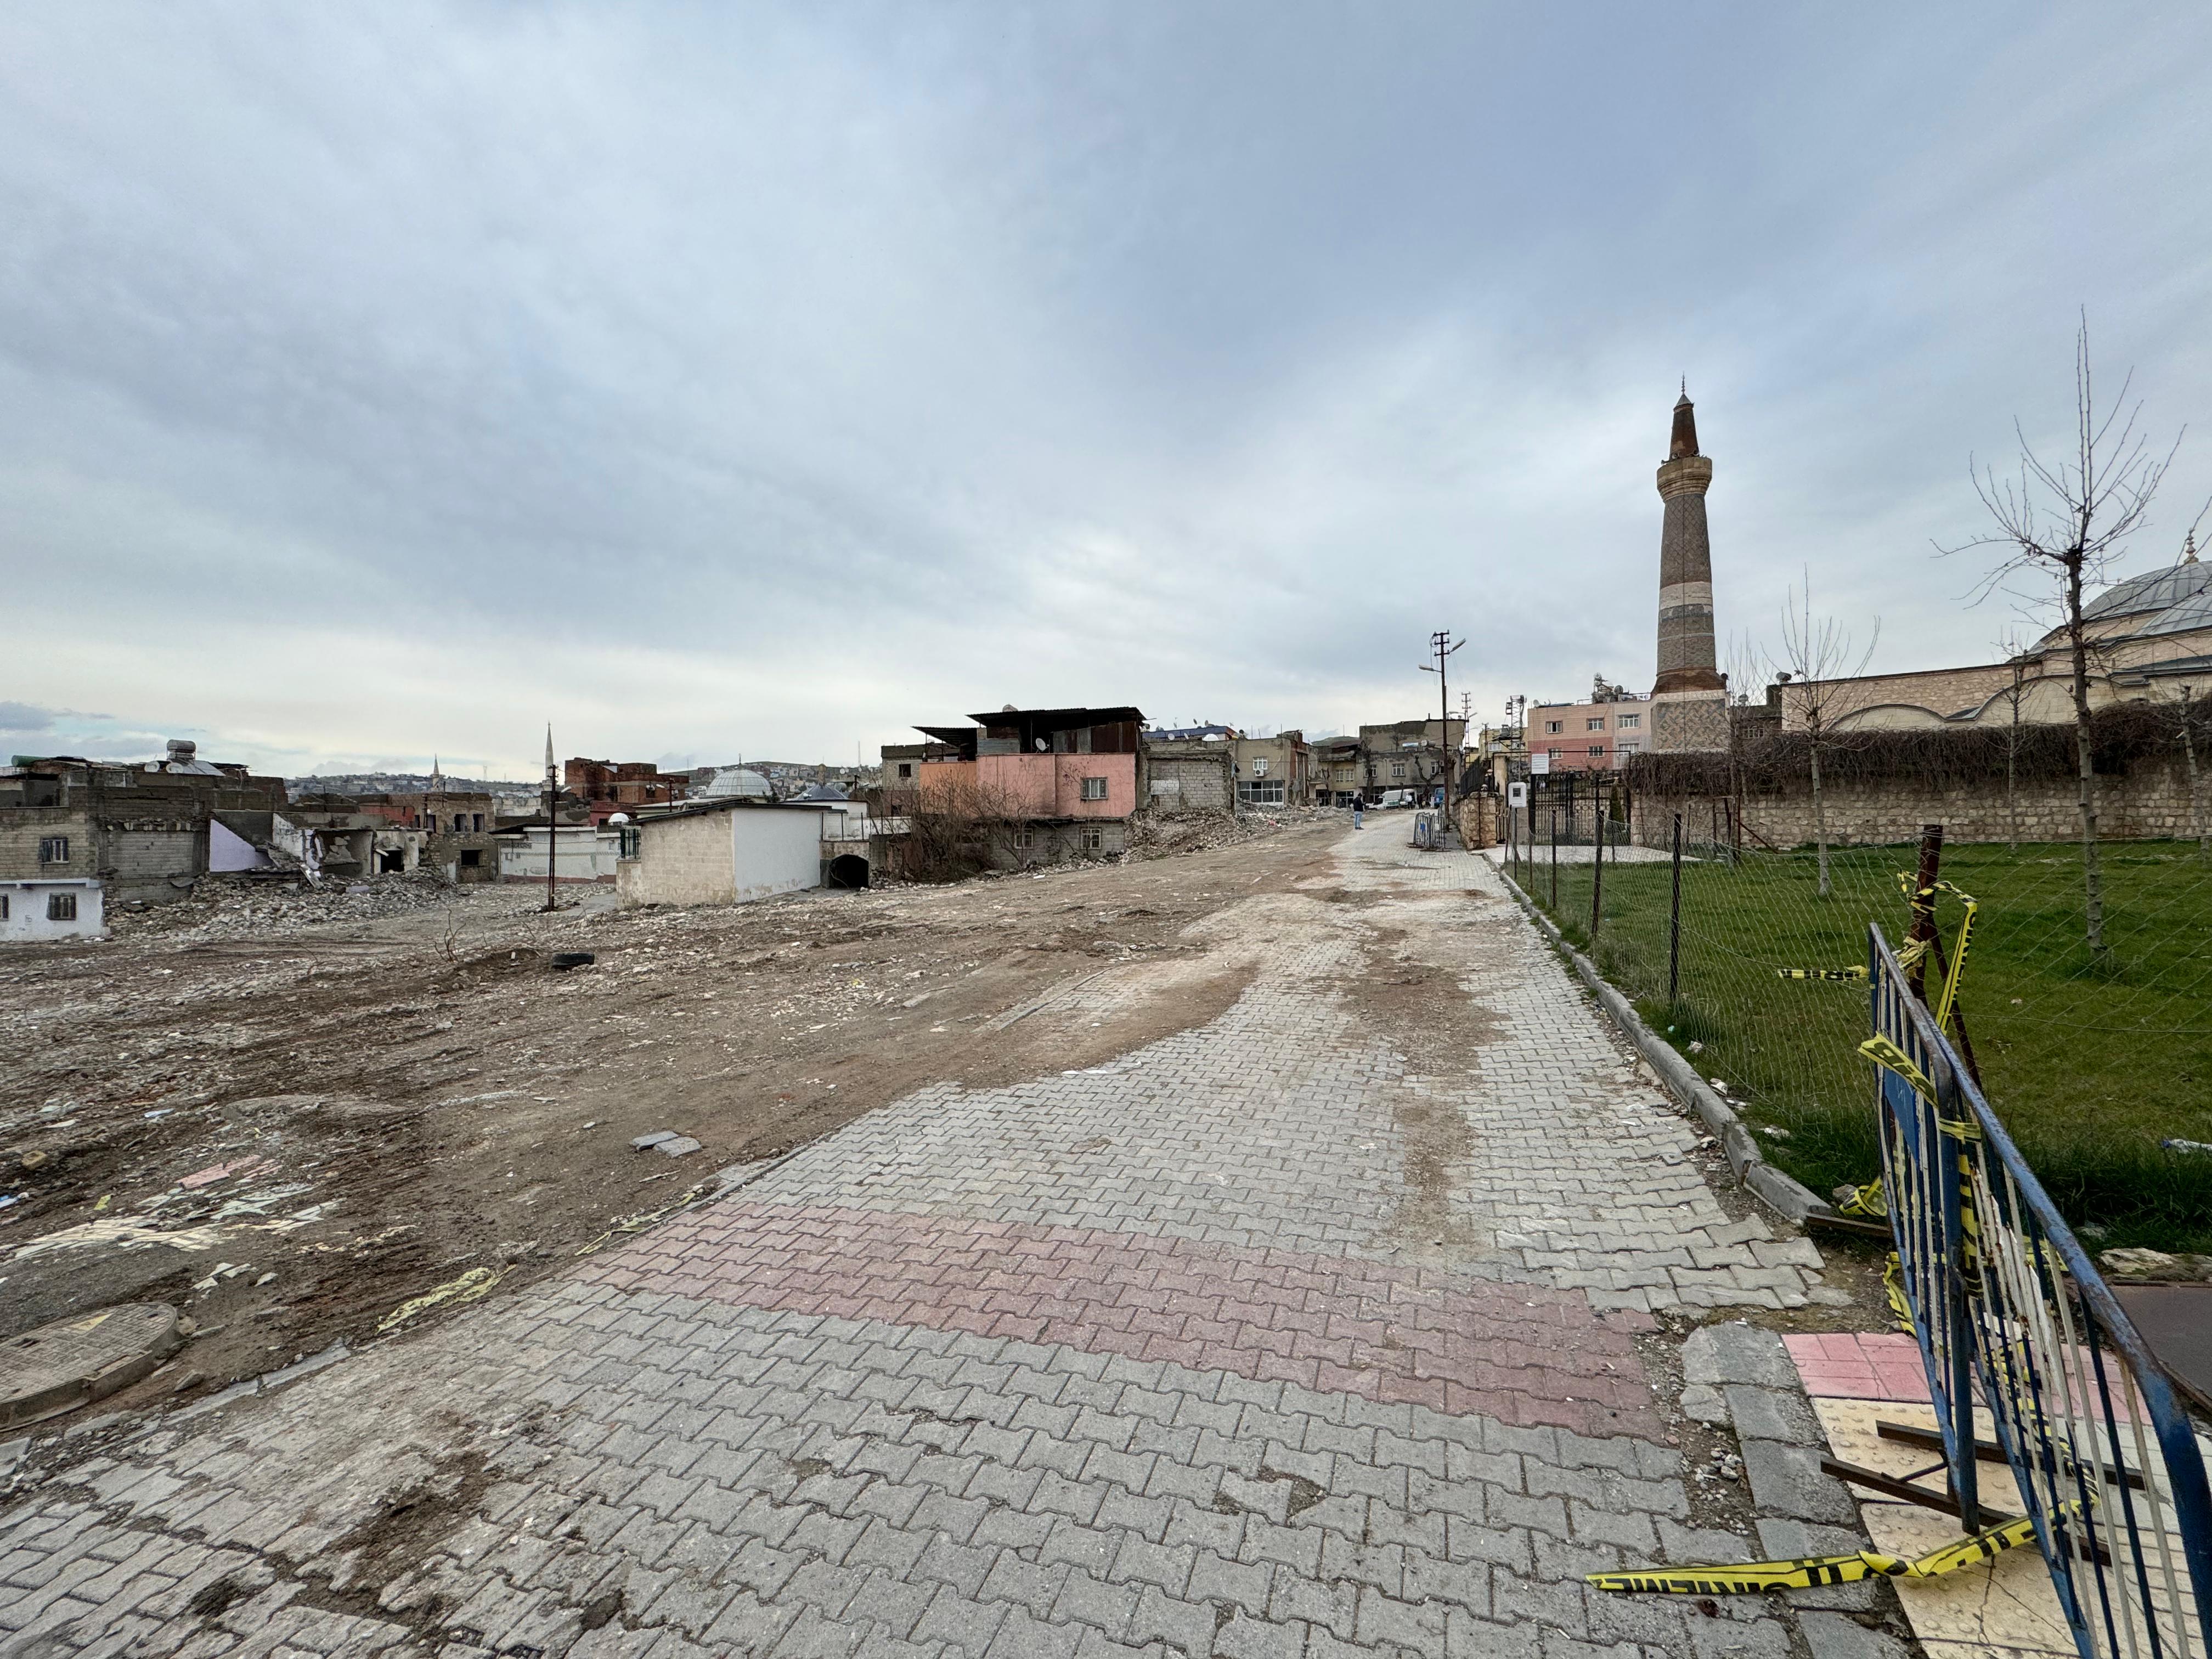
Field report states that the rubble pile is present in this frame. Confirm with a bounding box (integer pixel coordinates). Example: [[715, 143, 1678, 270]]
[[1126, 805, 1330, 859], [111, 872, 471, 943]]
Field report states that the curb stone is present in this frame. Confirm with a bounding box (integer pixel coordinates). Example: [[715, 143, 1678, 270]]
[[1493, 860, 1841, 1227]]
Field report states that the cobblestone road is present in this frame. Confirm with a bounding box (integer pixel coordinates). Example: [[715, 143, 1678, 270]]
[[0, 825, 1836, 1657]]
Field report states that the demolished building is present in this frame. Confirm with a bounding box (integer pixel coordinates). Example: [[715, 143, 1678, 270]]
[[0, 741, 289, 911]]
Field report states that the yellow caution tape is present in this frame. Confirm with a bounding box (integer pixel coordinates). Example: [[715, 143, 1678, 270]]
[[1883, 1251, 1916, 1335], [1775, 967, 1868, 982], [1859, 1036, 1937, 1102], [1589, 1510, 2044, 1595], [1837, 1178, 1887, 1220]]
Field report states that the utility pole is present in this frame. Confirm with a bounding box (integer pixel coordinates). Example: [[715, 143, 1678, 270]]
[[543, 725, 558, 913], [1419, 630, 1465, 838]]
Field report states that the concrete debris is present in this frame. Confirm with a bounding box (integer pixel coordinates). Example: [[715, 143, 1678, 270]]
[[630, 1131, 678, 1150], [653, 1136, 703, 1157], [110, 869, 465, 943]]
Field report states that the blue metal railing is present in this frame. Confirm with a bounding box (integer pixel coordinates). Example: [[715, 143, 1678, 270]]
[[1869, 923, 2212, 1657]]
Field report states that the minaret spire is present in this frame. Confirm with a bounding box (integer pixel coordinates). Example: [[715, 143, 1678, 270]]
[[1650, 387, 1728, 751]]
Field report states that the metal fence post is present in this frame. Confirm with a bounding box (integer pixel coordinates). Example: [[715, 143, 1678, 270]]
[[1668, 812, 1682, 1007], [1549, 807, 1558, 910], [1590, 805, 1604, 940]]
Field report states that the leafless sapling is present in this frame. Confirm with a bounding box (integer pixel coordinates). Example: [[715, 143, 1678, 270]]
[[1770, 573, 1880, 898], [1938, 315, 2183, 954]]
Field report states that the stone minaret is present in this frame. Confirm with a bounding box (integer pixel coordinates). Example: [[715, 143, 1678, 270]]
[[1650, 388, 1729, 752]]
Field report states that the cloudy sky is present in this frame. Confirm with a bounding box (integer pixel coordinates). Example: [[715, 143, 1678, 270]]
[[5, 5, 2210, 778]]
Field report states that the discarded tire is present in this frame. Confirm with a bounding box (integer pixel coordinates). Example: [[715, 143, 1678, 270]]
[[549, 952, 596, 971]]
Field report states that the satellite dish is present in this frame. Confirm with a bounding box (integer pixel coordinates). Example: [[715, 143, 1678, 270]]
[[1034, 738, 1047, 752]]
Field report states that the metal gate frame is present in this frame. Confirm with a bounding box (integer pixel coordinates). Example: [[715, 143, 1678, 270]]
[[1870, 924, 2212, 1656]]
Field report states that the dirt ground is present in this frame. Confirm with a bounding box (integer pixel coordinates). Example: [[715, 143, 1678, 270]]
[[0, 821, 1348, 1414]]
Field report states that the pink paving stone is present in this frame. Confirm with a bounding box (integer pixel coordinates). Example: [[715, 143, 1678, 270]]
[[595, 1199, 1665, 1439], [1786, 1332, 1933, 1401]]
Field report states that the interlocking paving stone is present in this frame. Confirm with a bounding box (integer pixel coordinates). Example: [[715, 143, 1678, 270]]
[[0, 826, 1825, 1656], [586, 1203, 1658, 1437]]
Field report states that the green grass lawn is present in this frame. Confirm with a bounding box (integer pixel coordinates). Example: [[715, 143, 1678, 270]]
[[1514, 838, 2212, 1250]]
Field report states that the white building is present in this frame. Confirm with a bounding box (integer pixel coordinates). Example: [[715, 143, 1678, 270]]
[[497, 823, 625, 884], [1, 878, 105, 942], [616, 799, 851, 907]]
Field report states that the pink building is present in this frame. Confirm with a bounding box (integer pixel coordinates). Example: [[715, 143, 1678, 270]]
[[1530, 691, 1650, 773], [913, 706, 1144, 865]]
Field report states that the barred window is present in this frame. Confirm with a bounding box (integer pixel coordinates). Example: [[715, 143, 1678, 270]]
[[1082, 825, 1105, 851], [47, 892, 77, 921]]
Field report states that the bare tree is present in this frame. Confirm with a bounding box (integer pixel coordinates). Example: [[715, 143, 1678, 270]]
[[1990, 631, 2032, 853], [1939, 315, 2182, 953], [1770, 574, 1880, 897]]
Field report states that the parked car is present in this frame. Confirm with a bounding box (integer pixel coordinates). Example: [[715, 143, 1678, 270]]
[[1376, 789, 1417, 809]]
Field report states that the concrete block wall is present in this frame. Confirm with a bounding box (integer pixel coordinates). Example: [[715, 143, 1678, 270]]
[[618, 811, 735, 907]]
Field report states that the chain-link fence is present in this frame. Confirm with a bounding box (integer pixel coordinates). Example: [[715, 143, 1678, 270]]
[[1502, 794, 2212, 1251]]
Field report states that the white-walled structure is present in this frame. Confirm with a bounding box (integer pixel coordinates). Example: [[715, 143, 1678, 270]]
[[1, 878, 105, 942], [616, 801, 837, 907], [499, 825, 624, 884]]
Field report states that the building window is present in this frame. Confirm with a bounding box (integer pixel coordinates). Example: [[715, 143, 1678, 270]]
[[1588, 745, 1605, 758], [1, 895, 8, 919], [47, 893, 77, 922], [472, 813, 484, 831], [1587, 718, 1605, 731], [1390, 761, 1407, 780], [1547, 746, 1561, 758], [618, 825, 641, 860], [897, 762, 912, 780], [1012, 826, 1035, 849], [459, 849, 482, 868], [37, 836, 68, 864], [1251, 757, 1269, 777], [1544, 720, 1562, 735], [1080, 776, 1108, 802], [1617, 713, 1640, 729], [1083, 825, 1105, 852], [1237, 781, 1287, 805]]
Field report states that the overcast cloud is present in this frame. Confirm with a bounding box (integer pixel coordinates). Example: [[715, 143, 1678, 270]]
[[5, 4, 2210, 776]]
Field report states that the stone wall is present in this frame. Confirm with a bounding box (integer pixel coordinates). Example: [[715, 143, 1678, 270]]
[[1629, 755, 2207, 851]]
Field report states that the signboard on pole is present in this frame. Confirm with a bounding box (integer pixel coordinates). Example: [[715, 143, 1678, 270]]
[[1529, 753, 1551, 776], [1508, 782, 1528, 808]]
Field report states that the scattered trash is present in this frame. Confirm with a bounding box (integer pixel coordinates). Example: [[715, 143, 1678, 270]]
[[178, 1157, 276, 1191], [1759, 1126, 1790, 1141], [1686, 1040, 1705, 1054], [255, 1272, 277, 1286], [574, 1183, 713, 1257], [2164, 1137, 2212, 1157], [377, 1267, 504, 1333], [0, 1194, 19, 1212], [1708, 1079, 1729, 1094], [143, 1109, 173, 1120], [191, 1262, 255, 1293], [92, 1195, 111, 1212]]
